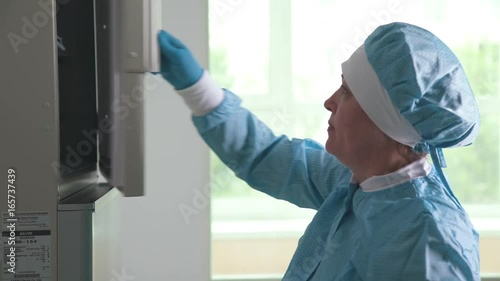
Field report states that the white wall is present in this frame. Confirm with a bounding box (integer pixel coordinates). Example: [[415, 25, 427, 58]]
[[120, 0, 210, 280]]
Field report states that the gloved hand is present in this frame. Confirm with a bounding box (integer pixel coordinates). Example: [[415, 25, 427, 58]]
[[157, 30, 203, 90]]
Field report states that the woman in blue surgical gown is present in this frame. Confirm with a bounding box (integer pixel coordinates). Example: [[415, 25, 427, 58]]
[[157, 22, 481, 280]]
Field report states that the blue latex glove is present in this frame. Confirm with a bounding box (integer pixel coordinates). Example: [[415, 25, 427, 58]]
[[157, 30, 203, 90]]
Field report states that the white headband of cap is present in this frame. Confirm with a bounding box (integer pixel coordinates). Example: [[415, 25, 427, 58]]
[[341, 44, 422, 148]]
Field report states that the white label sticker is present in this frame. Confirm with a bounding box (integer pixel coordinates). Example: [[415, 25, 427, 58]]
[[2, 212, 51, 281]]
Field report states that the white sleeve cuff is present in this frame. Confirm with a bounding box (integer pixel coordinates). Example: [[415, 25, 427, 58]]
[[176, 71, 225, 116]]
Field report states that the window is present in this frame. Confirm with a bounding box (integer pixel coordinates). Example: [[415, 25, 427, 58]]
[[209, 0, 500, 279]]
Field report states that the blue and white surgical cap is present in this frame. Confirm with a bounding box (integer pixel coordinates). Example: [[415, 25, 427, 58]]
[[342, 22, 480, 150]]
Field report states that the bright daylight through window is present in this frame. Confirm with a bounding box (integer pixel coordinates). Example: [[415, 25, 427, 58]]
[[209, 0, 500, 279]]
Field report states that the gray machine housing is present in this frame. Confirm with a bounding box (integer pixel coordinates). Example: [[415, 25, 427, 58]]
[[1, 0, 153, 279]]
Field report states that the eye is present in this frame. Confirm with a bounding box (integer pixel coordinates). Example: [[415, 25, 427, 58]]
[[340, 85, 349, 96]]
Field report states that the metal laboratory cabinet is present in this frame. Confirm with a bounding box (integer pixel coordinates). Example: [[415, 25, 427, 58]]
[[1, 0, 161, 280]]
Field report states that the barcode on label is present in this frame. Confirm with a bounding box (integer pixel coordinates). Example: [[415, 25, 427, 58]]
[[13, 273, 40, 278]]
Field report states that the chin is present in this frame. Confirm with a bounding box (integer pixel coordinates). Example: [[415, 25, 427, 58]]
[[325, 141, 336, 156]]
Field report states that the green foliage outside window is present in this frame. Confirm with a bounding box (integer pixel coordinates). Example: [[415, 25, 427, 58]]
[[446, 41, 500, 204]]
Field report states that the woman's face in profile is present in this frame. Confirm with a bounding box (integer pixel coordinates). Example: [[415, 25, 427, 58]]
[[323, 77, 387, 167]]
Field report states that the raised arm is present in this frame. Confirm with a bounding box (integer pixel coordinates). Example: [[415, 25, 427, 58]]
[[157, 30, 352, 209]]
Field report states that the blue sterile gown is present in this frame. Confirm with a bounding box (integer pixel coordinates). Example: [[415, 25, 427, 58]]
[[192, 90, 480, 281]]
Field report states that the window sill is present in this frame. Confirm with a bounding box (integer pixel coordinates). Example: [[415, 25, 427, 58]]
[[213, 199, 500, 227], [212, 217, 500, 239], [211, 275, 500, 281]]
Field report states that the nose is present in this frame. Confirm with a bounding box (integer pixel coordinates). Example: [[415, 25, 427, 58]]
[[324, 90, 339, 113]]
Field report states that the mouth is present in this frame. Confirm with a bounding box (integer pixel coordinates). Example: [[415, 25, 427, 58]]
[[327, 122, 334, 131]]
